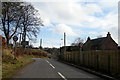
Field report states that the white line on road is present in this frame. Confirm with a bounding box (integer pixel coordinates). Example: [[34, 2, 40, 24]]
[[58, 72, 67, 80], [49, 63, 55, 69], [46, 60, 55, 69], [46, 60, 50, 63]]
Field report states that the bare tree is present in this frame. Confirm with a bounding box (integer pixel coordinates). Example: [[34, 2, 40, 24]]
[[0, 2, 43, 46], [0, 2, 23, 45], [71, 37, 84, 47], [97, 35, 102, 38], [19, 3, 43, 42]]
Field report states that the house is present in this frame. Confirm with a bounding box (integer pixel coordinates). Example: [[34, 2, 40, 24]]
[[82, 32, 118, 51]]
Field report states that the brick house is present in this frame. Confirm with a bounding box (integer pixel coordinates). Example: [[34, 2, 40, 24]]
[[82, 32, 118, 51]]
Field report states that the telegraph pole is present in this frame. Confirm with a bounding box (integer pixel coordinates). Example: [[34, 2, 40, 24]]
[[64, 32, 66, 52], [64, 33, 66, 46], [40, 39, 42, 49]]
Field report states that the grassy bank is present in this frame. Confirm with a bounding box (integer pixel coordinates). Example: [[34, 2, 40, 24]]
[[2, 54, 35, 78], [2, 47, 51, 78]]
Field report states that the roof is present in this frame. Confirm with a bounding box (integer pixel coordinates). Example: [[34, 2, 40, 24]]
[[84, 37, 106, 47], [83, 32, 118, 50]]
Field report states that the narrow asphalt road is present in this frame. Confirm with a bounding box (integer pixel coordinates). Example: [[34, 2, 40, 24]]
[[13, 58, 104, 80]]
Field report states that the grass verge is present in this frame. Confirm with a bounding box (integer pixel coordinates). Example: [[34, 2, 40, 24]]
[[2, 48, 51, 78], [2, 54, 35, 78]]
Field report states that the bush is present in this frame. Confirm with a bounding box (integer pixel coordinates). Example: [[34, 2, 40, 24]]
[[2, 49, 14, 63]]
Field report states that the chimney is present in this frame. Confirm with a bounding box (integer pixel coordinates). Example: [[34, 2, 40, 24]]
[[107, 32, 111, 38], [87, 37, 90, 41]]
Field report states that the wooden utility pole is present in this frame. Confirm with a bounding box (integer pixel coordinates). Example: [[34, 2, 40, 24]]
[[40, 39, 42, 49], [64, 32, 66, 52]]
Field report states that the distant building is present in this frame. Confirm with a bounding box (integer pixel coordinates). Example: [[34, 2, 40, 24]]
[[44, 47, 60, 54], [60, 46, 80, 53], [82, 32, 118, 51]]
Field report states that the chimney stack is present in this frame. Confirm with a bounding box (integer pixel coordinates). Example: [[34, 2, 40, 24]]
[[107, 32, 111, 37], [87, 37, 90, 41]]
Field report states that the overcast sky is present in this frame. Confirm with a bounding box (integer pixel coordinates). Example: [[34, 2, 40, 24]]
[[23, 0, 119, 48]]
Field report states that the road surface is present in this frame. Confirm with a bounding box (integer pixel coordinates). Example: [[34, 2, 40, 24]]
[[13, 58, 104, 80]]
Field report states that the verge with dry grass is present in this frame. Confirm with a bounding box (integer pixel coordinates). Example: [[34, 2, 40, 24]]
[[2, 48, 51, 78]]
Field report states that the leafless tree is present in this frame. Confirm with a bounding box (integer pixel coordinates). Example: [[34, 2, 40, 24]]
[[0, 2, 43, 46], [19, 3, 43, 42], [71, 37, 84, 47], [97, 35, 102, 38], [0, 2, 23, 45]]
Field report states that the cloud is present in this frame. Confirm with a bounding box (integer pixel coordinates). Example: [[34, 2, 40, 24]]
[[22, 0, 119, 3], [50, 24, 78, 37], [30, 1, 119, 47], [98, 0, 118, 9], [32, 2, 99, 26], [32, 2, 116, 29]]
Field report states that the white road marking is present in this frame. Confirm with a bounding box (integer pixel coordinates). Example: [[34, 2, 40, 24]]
[[46, 60, 50, 63], [49, 63, 55, 69], [58, 72, 67, 80], [46, 60, 55, 69]]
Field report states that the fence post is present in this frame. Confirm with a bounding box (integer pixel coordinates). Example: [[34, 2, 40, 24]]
[[108, 55, 111, 74], [96, 55, 99, 71], [82, 53, 84, 66], [118, 50, 120, 75], [72, 53, 74, 63], [74, 52, 75, 64], [68, 53, 69, 62], [116, 50, 119, 74], [78, 52, 80, 65]]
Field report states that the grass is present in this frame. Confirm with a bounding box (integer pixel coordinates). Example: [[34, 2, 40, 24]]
[[2, 48, 35, 78], [2, 54, 35, 78], [2, 48, 51, 78]]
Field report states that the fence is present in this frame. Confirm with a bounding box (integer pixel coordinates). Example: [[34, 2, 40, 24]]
[[60, 50, 120, 76]]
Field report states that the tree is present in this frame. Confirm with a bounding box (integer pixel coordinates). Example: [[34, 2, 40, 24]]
[[0, 2, 23, 45], [0, 2, 43, 46], [71, 37, 84, 47], [19, 3, 43, 42], [97, 35, 102, 38]]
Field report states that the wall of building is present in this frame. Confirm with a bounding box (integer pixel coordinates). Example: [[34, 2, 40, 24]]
[[102, 37, 118, 50]]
